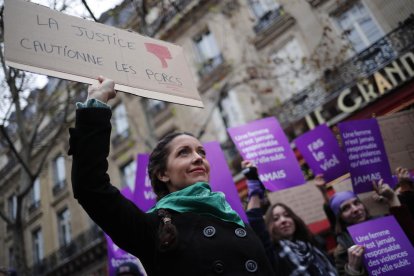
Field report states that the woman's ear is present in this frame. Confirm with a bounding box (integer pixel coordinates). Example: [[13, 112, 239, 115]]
[[157, 171, 170, 183]]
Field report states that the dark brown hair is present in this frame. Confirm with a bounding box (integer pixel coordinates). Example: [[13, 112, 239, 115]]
[[148, 131, 195, 201], [264, 203, 315, 244], [148, 131, 195, 252]]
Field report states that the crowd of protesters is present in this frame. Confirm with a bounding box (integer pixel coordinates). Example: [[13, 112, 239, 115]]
[[242, 161, 414, 276], [66, 76, 414, 276]]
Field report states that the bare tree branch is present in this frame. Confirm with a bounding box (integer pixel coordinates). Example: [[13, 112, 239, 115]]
[[0, 125, 34, 181], [81, 0, 98, 21]]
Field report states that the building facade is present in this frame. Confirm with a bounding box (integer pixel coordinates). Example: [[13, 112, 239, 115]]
[[1, 0, 413, 275]]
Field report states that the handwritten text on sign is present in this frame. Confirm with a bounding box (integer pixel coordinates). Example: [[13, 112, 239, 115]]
[[4, 0, 203, 107]]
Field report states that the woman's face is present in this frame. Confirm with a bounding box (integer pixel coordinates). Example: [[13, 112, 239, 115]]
[[340, 197, 367, 225], [271, 206, 296, 240], [159, 135, 210, 193]]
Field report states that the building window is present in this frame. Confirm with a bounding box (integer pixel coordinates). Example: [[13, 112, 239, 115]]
[[29, 178, 41, 212], [52, 155, 66, 191], [113, 104, 130, 139], [32, 228, 44, 264], [147, 99, 167, 115], [7, 194, 17, 220], [334, 1, 383, 53], [193, 29, 223, 77], [272, 38, 314, 101], [248, 0, 280, 20], [57, 208, 71, 247], [120, 160, 137, 191]]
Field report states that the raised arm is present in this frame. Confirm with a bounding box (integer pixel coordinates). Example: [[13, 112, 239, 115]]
[[68, 77, 157, 270]]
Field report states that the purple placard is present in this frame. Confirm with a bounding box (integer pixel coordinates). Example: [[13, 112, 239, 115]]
[[347, 216, 414, 276], [106, 187, 146, 275], [228, 117, 305, 191], [294, 124, 349, 182], [204, 141, 247, 222], [133, 153, 156, 212], [339, 119, 394, 194]]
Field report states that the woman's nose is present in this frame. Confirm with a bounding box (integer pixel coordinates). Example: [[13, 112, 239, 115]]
[[192, 152, 203, 163], [350, 204, 359, 212], [279, 216, 288, 223]]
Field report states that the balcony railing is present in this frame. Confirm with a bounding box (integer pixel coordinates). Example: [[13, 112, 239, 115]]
[[31, 226, 104, 275], [198, 54, 225, 78], [52, 180, 67, 197], [111, 129, 130, 147], [28, 200, 41, 214], [253, 7, 286, 34], [272, 15, 414, 127]]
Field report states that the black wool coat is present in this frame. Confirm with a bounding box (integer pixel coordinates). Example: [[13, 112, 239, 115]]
[[69, 108, 276, 276]]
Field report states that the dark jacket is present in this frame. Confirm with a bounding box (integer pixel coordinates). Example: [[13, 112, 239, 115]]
[[68, 108, 275, 276]]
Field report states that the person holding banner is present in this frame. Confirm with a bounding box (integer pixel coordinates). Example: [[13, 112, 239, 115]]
[[69, 77, 275, 275], [394, 167, 414, 218], [329, 180, 414, 276], [242, 161, 338, 276]]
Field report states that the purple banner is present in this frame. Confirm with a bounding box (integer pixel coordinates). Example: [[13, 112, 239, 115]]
[[294, 124, 349, 182], [339, 119, 394, 194], [133, 154, 156, 212], [347, 216, 414, 276], [204, 141, 247, 223], [106, 187, 146, 275], [228, 117, 305, 191]]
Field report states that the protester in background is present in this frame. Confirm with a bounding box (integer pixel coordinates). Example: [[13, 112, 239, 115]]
[[330, 179, 414, 276], [314, 174, 337, 232], [69, 76, 274, 275], [394, 167, 414, 218], [242, 160, 338, 276]]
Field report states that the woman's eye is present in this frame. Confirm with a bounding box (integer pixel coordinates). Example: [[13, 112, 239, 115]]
[[198, 149, 206, 157], [273, 216, 280, 222], [342, 205, 350, 212], [178, 148, 189, 156]]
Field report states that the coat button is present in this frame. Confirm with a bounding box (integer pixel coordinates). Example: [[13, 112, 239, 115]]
[[212, 260, 225, 274], [235, 228, 247, 238], [203, 226, 216, 238], [245, 260, 258, 273]]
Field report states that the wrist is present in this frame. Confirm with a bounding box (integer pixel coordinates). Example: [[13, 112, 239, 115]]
[[345, 263, 363, 275]]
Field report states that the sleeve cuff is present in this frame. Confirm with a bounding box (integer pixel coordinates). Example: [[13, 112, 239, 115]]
[[76, 99, 110, 109]]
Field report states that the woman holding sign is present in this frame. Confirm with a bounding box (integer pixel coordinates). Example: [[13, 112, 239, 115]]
[[330, 180, 414, 276], [69, 77, 274, 275], [242, 161, 338, 276]]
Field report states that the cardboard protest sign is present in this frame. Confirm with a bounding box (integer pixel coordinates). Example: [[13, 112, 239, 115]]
[[133, 154, 156, 211], [294, 124, 348, 182], [106, 187, 147, 276], [377, 109, 414, 171], [267, 180, 330, 231], [347, 216, 414, 276], [4, 0, 203, 107], [204, 141, 247, 222], [228, 117, 305, 191], [339, 119, 393, 194]]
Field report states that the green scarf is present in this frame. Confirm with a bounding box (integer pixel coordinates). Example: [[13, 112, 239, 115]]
[[148, 182, 245, 227]]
